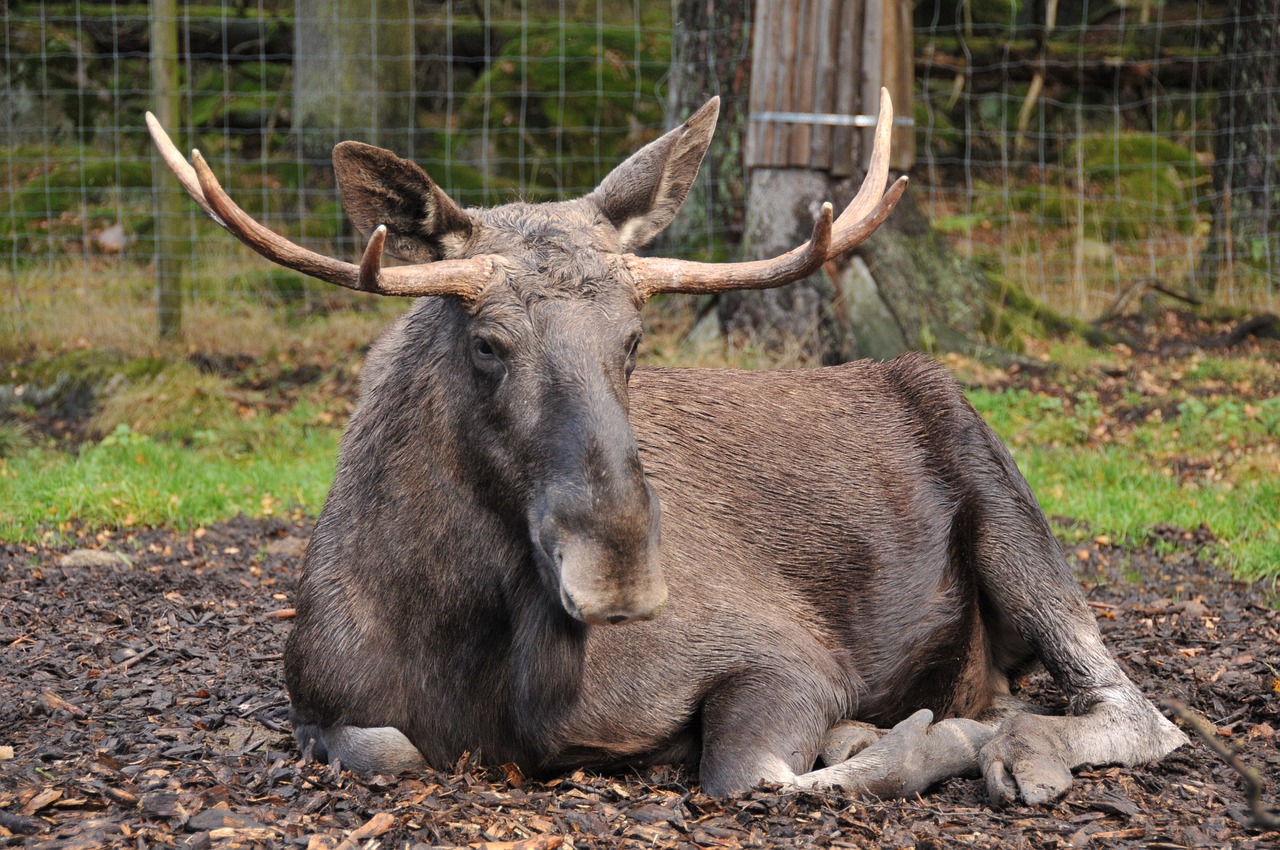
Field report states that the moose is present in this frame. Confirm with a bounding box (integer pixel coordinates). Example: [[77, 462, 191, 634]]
[[148, 91, 1185, 803]]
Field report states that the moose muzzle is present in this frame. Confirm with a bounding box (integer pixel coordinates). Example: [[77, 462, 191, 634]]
[[530, 473, 666, 627]]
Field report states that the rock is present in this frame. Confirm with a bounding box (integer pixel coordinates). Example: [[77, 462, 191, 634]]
[[265, 535, 309, 559], [95, 222, 130, 254], [58, 549, 127, 569], [1077, 238, 1116, 264]]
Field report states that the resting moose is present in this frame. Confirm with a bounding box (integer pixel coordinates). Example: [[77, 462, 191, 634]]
[[148, 92, 1185, 803]]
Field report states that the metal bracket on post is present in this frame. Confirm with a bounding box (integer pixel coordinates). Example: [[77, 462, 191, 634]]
[[749, 112, 916, 129]]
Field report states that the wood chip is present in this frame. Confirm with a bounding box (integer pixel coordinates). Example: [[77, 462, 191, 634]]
[[21, 788, 62, 816], [346, 811, 397, 841], [470, 837, 564, 850]]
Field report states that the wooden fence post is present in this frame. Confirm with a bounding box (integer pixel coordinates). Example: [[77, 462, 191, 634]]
[[151, 0, 183, 340], [745, 0, 914, 177]]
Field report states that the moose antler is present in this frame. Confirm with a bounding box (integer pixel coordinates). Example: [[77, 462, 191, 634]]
[[145, 114, 496, 299], [625, 88, 907, 300]]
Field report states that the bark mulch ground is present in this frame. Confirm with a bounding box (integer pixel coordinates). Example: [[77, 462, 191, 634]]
[[2, 517, 1278, 849]]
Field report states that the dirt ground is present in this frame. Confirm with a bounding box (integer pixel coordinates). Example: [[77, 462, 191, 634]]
[[2, 515, 1277, 849], [3, 309, 1278, 848]]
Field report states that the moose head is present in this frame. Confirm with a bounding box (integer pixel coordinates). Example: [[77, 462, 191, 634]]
[[146, 93, 905, 628]]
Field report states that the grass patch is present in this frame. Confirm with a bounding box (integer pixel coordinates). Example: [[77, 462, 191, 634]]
[[0, 414, 340, 543], [966, 351, 1280, 580]]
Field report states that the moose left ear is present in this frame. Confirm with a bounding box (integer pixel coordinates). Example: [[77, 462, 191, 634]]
[[587, 97, 719, 252]]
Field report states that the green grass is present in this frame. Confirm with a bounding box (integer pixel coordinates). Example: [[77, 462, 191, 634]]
[[0, 419, 339, 542], [967, 381, 1280, 581]]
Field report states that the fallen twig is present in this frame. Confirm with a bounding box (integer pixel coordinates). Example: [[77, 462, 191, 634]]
[[1167, 699, 1280, 829], [1149, 281, 1201, 307], [116, 644, 159, 671]]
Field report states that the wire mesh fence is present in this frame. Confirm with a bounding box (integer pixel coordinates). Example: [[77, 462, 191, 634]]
[[913, 0, 1276, 318], [1, 0, 1274, 354]]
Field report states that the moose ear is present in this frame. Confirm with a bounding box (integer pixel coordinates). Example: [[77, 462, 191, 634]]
[[332, 142, 474, 262], [588, 97, 719, 252]]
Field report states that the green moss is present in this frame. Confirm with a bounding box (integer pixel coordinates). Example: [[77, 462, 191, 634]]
[[984, 135, 1201, 240], [187, 64, 290, 134], [980, 274, 1112, 349], [8, 158, 152, 220], [1072, 133, 1201, 184], [453, 24, 670, 197]]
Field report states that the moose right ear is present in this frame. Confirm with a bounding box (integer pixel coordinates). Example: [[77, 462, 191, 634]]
[[587, 97, 719, 252], [332, 142, 474, 262]]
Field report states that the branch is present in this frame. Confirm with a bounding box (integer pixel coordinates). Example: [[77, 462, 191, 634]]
[[1166, 700, 1280, 830]]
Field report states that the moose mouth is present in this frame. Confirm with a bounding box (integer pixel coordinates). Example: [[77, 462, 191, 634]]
[[530, 522, 667, 627]]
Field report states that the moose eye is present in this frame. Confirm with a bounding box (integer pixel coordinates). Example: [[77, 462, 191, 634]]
[[471, 336, 506, 376], [624, 333, 642, 377]]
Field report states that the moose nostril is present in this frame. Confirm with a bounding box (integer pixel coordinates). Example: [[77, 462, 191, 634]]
[[607, 614, 629, 625]]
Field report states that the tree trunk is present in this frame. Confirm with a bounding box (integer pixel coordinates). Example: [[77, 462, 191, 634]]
[[293, 0, 415, 161], [1195, 0, 1280, 297], [723, 167, 987, 362], [709, 0, 1072, 362], [662, 0, 754, 258], [724, 0, 985, 363], [151, 0, 184, 340]]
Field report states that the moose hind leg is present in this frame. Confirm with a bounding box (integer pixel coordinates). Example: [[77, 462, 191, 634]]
[[295, 723, 426, 774], [793, 711, 993, 797], [966, 434, 1187, 804], [701, 683, 993, 799]]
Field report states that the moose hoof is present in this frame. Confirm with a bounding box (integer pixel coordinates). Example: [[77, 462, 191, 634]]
[[980, 717, 1074, 805], [984, 753, 1073, 805]]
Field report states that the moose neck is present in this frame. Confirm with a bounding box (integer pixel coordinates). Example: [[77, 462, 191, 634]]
[[365, 298, 593, 761]]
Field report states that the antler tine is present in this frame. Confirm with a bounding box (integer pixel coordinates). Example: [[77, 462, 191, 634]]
[[148, 114, 493, 299], [830, 87, 895, 254], [145, 112, 225, 227], [358, 225, 389, 291], [630, 88, 907, 300]]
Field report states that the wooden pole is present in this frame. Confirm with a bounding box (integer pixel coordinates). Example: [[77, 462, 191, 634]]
[[150, 0, 183, 340], [880, 0, 915, 172], [745, 0, 913, 176]]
